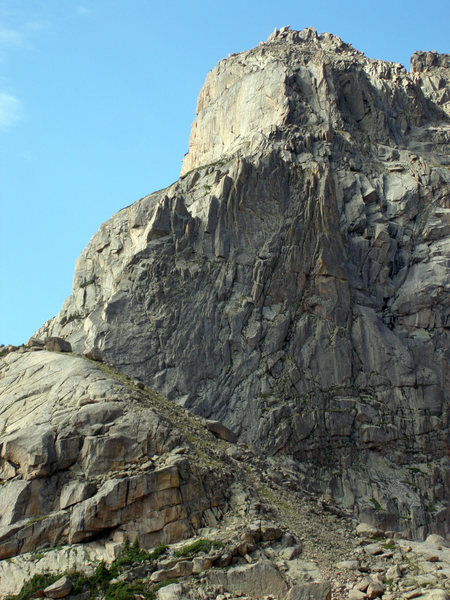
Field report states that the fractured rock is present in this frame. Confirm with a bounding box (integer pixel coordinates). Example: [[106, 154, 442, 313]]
[[205, 420, 238, 443], [0, 351, 229, 560], [287, 583, 332, 600], [43, 576, 73, 599], [45, 337, 72, 353], [29, 27, 449, 540], [207, 560, 289, 598]]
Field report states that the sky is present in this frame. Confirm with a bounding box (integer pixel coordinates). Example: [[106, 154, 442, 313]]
[[1, 0, 449, 345]]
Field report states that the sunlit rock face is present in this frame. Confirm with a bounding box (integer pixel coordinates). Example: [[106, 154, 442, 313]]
[[33, 27, 449, 539], [0, 350, 229, 562]]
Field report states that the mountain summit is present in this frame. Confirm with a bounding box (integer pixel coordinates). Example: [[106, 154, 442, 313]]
[[30, 26, 449, 539]]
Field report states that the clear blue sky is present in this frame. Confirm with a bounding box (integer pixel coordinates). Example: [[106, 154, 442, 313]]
[[1, 0, 449, 345]]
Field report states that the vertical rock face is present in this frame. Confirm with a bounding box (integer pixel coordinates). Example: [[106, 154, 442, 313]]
[[34, 27, 449, 538]]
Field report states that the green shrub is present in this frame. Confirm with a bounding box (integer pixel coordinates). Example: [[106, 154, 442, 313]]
[[8, 538, 167, 600], [383, 542, 396, 550], [174, 539, 223, 557], [66, 312, 82, 323], [6, 573, 59, 600], [66, 570, 91, 595], [148, 543, 168, 561], [80, 277, 97, 288], [370, 498, 383, 511], [105, 581, 152, 600], [90, 561, 113, 591], [112, 537, 166, 571]]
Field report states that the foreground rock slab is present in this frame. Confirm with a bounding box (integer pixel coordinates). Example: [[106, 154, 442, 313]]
[[0, 351, 230, 560]]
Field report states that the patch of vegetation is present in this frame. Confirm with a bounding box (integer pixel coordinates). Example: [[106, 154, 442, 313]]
[[383, 542, 396, 550], [174, 539, 223, 557], [105, 581, 152, 600], [258, 487, 295, 517], [148, 543, 168, 561], [112, 537, 154, 571], [407, 466, 424, 475], [25, 514, 49, 526], [90, 561, 114, 591], [9, 538, 168, 600], [66, 312, 83, 323], [5, 573, 60, 600], [370, 497, 383, 511], [80, 276, 97, 288], [68, 570, 92, 595], [404, 556, 420, 574]]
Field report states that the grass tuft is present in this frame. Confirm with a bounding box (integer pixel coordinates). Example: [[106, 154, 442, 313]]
[[7, 538, 167, 600], [174, 539, 223, 558], [5, 573, 60, 600]]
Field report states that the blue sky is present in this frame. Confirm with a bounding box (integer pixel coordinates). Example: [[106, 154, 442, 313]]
[[1, 0, 449, 345]]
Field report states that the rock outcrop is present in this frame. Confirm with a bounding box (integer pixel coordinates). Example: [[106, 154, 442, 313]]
[[29, 27, 449, 539], [0, 350, 229, 562]]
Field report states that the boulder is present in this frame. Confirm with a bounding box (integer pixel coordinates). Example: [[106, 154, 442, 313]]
[[45, 337, 72, 353], [43, 576, 73, 598], [366, 580, 385, 599], [422, 591, 449, 600], [261, 522, 283, 542], [205, 420, 238, 443], [349, 589, 367, 600], [287, 583, 332, 600], [425, 534, 448, 548], [157, 584, 184, 600], [83, 346, 103, 361], [207, 560, 288, 598], [356, 523, 384, 539], [1, 425, 57, 478], [59, 481, 97, 510], [336, 560, 359, 570], [192, 556, 212, 573]]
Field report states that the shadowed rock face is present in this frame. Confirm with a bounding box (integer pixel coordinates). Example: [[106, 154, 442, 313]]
[[32, 27, 449, 538]]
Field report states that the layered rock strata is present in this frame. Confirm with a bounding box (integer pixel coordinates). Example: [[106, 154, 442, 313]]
[[30, 27, 450, 537], [0, 350, 229, 560]]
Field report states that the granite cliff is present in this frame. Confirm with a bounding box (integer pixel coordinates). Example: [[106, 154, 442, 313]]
[[33, 26, 449, 538], [0, 25, 449, 599]]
